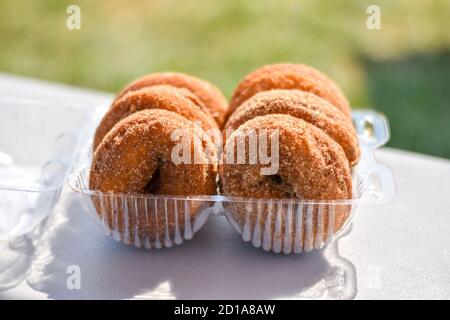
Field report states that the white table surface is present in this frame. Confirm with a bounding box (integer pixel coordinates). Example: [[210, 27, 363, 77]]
[[0, 73, 449, 300]]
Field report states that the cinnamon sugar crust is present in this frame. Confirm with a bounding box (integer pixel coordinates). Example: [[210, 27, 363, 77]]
[[219, 114, 352, 246], [228, 63, 351, 119], [93, 85, 219, 151], [90, 109, 218, 242], [225, 89, 360, 166], [116, 72, 228, 127], [90, 109, 217, 195]]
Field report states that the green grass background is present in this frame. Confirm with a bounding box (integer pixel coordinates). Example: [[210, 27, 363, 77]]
[[1, 0, 449, 158]]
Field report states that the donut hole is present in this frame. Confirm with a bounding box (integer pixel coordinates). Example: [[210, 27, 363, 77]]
[[144, 167, 162, 194], [267, 174, 283, 185], [263, 174, 298, 198]]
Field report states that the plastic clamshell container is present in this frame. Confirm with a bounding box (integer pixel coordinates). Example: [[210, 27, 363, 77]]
[[0, 97, 91, 240], [68, 110, 395, 254]]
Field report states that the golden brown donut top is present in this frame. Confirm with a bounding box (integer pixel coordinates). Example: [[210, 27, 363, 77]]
[[116, 72, 228, 127], [90, 109, 217, 196], [93, 85, 219, 151], [228, 63, 351, 119], [225, 89, 360, 166], [219, 114, 352, 200]]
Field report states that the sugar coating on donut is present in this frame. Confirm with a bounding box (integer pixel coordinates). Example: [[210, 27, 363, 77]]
[[225, 89, 360, 166], [220, 114, 352, 249], [228, 63, 351, 119], [93, 85, 219, 151], [116, 72, 228, 127], [220, 114, 352, 200], [90, 109, 218, 243], [90, 109, 217, 195]]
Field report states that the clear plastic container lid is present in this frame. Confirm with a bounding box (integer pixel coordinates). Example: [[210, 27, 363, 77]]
[[0, 97, 93, 239], [0, 95, 395, 298], [67, 109, 396, 254]]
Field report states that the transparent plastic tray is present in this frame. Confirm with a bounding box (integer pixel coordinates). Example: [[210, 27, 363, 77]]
[[68, 110, 395, 254], [0, 95, 395, 297], [0, 97, 92, 240]]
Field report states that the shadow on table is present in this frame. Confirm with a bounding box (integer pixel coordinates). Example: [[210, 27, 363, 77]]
[[26, 192, 356, 299], [363, 50, 450, 159]]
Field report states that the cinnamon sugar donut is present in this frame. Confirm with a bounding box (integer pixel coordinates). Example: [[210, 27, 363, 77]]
[[228, 63, 351, 119], [90, 109, 218, 245], [93, 85, 219, 151], [116, 72, 228, 127], [219, 114, 352, 252], [225, 89, 360, 166]]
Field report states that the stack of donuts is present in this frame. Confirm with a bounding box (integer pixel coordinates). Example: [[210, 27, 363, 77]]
[[89, 73, 227, 241], [219, 64, 360, 250], [89, 63, 360, 250]]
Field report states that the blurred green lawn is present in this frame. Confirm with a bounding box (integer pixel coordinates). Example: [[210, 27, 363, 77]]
[[1, 0, 449, 158]]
